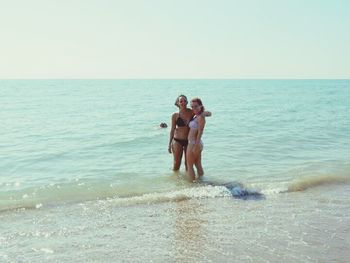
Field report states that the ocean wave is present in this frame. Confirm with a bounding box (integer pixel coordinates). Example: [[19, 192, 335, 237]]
[[0, 181, 262, 213], [285, 175, 350, 193], [105, 185, 232, 206], [2, 174, 350, 213], [107, 183, 264, 206]]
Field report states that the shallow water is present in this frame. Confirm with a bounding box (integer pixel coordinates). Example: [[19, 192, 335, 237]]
[[1, 79, 350, 261], [1, 184, 349, 262]]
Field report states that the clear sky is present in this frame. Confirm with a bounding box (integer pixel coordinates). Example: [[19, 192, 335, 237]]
[[0, 0, 349, 79]]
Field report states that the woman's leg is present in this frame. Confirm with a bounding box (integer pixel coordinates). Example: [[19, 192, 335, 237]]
[[186, 145, 196, 181], [171, 140, 183, 171], [183, 146, 188, 171], [194, 150, 204, 177]]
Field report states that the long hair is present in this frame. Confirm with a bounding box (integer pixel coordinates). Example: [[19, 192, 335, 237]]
[[191, 97, 205, 114]]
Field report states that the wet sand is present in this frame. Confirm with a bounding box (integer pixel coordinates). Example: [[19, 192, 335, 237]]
[[1, 184, 350, 262]]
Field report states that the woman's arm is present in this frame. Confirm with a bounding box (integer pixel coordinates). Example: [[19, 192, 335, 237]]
[[203, 111, 212, 117], [168, 113, 177, 153], [195, 115, 206, 145]]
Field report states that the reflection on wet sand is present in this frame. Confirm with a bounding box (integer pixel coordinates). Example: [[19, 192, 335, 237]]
[[173, 200, 207, 262]]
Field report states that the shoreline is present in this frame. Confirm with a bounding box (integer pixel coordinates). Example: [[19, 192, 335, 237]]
[[2, 184, 350, 262]]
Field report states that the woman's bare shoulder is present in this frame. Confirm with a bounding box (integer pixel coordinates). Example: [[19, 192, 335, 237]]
[[198, 114, 206, 121], [171, 112, 179, 119]]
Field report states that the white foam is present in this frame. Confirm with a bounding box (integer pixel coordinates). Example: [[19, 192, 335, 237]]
[[108, 185, 232, 206]]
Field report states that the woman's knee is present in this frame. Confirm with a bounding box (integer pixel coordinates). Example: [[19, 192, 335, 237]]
[[186, 154, 194, 166], [173, 157, 182, 169]]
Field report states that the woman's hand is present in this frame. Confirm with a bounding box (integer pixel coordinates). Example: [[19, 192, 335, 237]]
[[168, 145, 172, 153]]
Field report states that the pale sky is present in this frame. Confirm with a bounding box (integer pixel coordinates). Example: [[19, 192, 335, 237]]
[[0, 0, 349, 79]]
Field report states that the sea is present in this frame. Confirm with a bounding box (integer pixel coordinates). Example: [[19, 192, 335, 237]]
[[1, 79, 350, 262]]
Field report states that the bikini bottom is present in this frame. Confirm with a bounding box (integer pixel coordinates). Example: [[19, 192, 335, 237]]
[[173, 138, 188, 147]]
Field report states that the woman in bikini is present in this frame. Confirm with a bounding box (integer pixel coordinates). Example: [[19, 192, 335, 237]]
[[168, 95, 211, 172], [186, 98, 206, 181], [168, 95, 193, 171]]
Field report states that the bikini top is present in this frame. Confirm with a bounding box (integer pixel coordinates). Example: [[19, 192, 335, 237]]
[[189, 116, 199, 129], [176, 114, 187, 127]]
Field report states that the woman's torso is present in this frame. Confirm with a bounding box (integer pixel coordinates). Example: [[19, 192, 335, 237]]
[[188, 115, 202, 142], [174, 109, 193, 140]]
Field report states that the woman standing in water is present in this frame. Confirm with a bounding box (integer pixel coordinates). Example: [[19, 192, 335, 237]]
[[186, 98, 206, 181], [168, 95, 211, 172], [168, 95, 193, 171]]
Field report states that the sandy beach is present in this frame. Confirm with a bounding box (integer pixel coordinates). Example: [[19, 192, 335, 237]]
[[2, 182, 349, 262]]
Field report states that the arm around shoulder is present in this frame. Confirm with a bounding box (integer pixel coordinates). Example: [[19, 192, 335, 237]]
[[203, 111, 212, 117]]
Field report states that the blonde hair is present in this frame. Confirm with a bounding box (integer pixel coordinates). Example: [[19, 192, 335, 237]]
[[191, 97, 205, 113]]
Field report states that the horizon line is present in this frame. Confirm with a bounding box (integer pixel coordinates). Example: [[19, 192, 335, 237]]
[[0, 78, 349, 81]]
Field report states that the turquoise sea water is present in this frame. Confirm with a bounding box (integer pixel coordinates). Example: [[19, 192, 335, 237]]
[[1, 80, 350, 262], [1, 80, 349, 210]]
